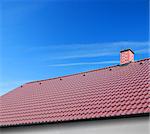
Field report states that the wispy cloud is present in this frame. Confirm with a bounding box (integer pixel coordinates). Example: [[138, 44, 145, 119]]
[[43, 41, 149, 60], [26, 41, 149, 51], [110, 41, 149, 47], [135, 48, 150, 54], [47, 41, 149, 67], [6, 41, 149, 63], [49, 60, 119, 67], [54, 52, 117, 60]]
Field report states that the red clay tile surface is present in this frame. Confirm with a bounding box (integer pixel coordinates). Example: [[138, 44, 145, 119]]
[[0, 58, 150, 127]]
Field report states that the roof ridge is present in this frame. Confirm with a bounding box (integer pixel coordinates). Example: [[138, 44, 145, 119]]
[[25, 64, 120, 84], [25, 58, 150, 85]]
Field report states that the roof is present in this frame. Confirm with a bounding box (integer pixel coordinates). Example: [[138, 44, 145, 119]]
[[0, 58, 150, 127]]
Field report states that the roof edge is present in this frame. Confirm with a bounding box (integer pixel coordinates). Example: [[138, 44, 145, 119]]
[[1, 113, 149, 128]]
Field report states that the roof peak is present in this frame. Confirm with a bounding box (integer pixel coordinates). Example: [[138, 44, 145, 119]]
[[25, 58, 150, 85]]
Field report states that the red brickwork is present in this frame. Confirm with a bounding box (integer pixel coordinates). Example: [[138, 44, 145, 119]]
[[120, 49, 134, 64]]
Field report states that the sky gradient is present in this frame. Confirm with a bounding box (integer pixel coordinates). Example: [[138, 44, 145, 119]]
[[0, 0, 149, 95]]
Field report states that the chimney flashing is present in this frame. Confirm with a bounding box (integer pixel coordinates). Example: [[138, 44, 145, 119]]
[[119, 62, 131, 66]]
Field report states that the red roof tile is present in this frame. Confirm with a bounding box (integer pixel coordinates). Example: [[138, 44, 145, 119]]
[[0, 58, 150, 127]]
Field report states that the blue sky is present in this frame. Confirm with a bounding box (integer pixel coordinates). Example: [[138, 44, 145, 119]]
[[0, 0, 149, 95]]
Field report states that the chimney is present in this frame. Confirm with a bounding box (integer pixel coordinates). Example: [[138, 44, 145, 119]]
[[120, 49, 134, 64]]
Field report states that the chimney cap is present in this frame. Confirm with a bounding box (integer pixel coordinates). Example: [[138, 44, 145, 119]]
[[120, 49, 134, 54]]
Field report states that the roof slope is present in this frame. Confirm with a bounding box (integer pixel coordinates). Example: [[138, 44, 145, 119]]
[[0, 58, 150, 127]]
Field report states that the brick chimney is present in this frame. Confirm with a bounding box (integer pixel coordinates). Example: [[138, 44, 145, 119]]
[[120, 49, 134, 64]]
